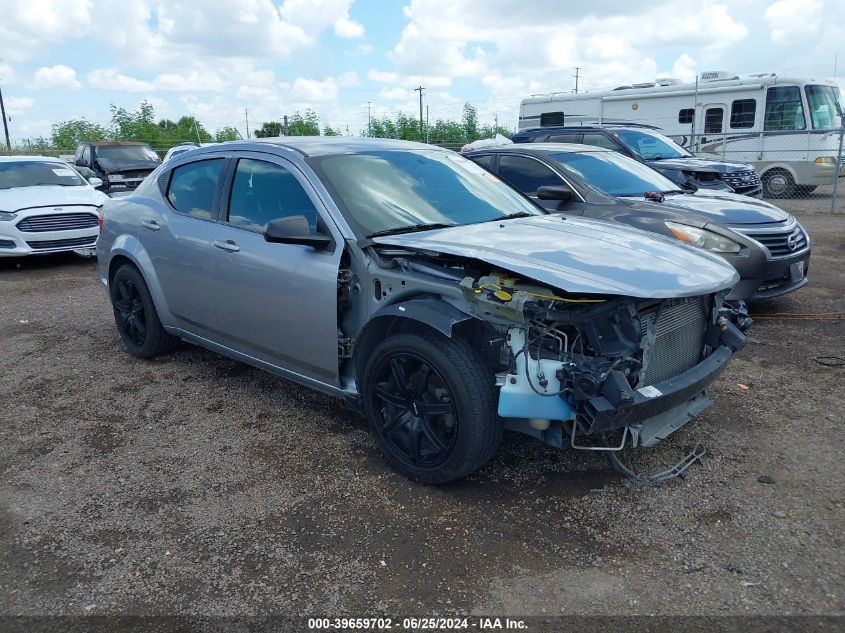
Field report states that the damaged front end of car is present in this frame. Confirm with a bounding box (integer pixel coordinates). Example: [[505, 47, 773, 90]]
[[347, 227, 751, 481]]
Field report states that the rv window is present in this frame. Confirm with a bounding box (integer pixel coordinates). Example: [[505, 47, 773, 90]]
[[764, 86, 806, 131], [704, 108, 724, 134], [678, 109, 694, 124], [497, 155, 562, 197], [540, 111, 565, 127], [805, 85, 843, 130], [730, 99, 756, 128]]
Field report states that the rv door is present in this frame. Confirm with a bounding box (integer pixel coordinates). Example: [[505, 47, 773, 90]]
[[700, 103, 727, 157]]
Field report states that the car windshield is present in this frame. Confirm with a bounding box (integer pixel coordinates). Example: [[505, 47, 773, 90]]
[[547, 150, 681, 197], [0, 161, 87, 189], [310, 149, 544, 237], [805, 85, 844, 130], [612, 128, 692, 160], [96, 145, 160, 162]]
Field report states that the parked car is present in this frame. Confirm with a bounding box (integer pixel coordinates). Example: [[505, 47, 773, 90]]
[[98, 138, 749, 483], [73, 141, 161, 196], [0, 156, 107, 257], [163, 142, 215, 162], [467, 144, 810, 302], [511, 124, 764, 198]]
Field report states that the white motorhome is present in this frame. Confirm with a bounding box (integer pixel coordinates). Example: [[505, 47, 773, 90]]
[[520, 72, 845, 197]]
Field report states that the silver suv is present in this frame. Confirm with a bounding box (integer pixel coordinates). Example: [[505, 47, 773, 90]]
[[97, 138, 749, 483]]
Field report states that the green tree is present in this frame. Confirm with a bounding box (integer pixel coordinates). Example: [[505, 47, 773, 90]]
[[214, 126, 241, 142], [254, 121, 284, 138], [461, 103, 479, 140], [50, 119, 109, 149], [322, 124, 342, 136], [110, 100, 158, 143], [287, 109, 321, 136]]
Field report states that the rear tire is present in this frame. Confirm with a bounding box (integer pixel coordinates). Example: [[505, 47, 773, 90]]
[[110, 264, 178, 359], [362, 331, 502, 484], [762, 169, 796, 198]]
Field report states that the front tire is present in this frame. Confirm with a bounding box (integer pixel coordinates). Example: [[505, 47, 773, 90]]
[[362, 331, 502, 484], [110, 264, 178, 359], [762, 169, 796, 198]]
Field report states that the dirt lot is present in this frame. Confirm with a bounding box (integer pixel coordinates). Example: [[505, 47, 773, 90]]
[[1, 197, 843, 621]]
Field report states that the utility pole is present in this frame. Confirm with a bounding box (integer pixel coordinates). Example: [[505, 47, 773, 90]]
[[346, 124, 349, 136], [494, 113, 498, 133], [414, 86, 425, 139], [0, 58, 10, 150], [244, 109, 250, 139], [283, 115, 289, 136], [367, 101, 372, 136], [0, 84, 9, 150], [573, 67, 581, 94], [426, 105, 429, 143]]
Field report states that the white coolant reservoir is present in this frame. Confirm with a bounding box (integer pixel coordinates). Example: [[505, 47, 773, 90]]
[[497, 328, 576, 422]]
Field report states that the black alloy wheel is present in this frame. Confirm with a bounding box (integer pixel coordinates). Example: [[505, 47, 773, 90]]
[[110, 264, 178, 358], [114, 276, 147, 347], [371, 352, 458, 469]]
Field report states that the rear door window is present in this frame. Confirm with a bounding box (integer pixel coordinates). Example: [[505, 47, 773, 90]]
[[166, 158, 225, 220], [497, 155, 562, 196], [581, 133, 618, 150], [470, 154, 494, 170], [226, 158, 319, 232]]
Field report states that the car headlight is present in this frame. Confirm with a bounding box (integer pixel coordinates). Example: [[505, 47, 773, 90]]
[[814, 156, 837, 165], [0, 211, 17, 221], [665, 221, 742, 253]]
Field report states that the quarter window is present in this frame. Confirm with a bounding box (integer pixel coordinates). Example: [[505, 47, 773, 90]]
[[678, 108, 694, 124], [227, 159, 319, 232], [764, 86, 806, 131], [166, 158, 224, 220], [730, 99, 756, 128], [497, 155, 561, 196], [471, 154, 494, 169]]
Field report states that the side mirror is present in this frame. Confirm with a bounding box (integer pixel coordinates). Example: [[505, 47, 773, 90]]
[[537, 185, 573, 202], [264, 215, 332, 250], [88, 177, 104, 189]]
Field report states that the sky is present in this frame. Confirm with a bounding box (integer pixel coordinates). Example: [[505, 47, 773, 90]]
[[0, 0, 843, 143]]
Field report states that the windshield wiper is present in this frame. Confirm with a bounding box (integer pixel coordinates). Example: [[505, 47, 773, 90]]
[[366, 222, 457, 239], [31, 182, 76, 187], [499, 211, 535, 219]]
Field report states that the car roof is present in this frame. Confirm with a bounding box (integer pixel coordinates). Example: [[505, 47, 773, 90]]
[[516, 123, 660, 133], [87, 141, 151, 146], [207, 136, 437, 158], [468, 143, 613, 155], [0, 155, 72, 163]]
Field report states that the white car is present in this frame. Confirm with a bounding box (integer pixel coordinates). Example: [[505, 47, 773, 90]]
[[0, 156, 108, 257]]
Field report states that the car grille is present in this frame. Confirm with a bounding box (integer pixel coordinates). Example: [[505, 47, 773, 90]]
[[733, 222, 808, 259], [722, 170, 761, 191], [16, 212, 98, 233], [638, 296, 709, 387], [26, 236, 97, 250]]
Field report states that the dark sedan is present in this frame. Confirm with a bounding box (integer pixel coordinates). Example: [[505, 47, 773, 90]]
[[466, 144, 810, 301]]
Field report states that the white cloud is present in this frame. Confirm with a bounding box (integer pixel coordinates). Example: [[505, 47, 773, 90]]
[[335, 16, 364, 38], [87, 69, 154, 92], [368, 69, 400, 83], [5, 96, 35, 116], [0, 0, 93, 61], [764, 0, 823, 44], [31, 65, 82, 90]]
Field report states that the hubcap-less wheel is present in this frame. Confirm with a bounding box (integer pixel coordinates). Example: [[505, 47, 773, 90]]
[[114, 277, 147, 347], [371, 352, 458, 468]]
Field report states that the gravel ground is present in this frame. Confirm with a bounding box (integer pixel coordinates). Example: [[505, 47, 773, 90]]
[[1, 198, 843, 620]]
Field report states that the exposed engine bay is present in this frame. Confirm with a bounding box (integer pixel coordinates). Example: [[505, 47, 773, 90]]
[[342, 244, 751, 481]]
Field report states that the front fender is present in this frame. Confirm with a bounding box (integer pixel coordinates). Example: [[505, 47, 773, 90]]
[[368, 296, 473, 338]]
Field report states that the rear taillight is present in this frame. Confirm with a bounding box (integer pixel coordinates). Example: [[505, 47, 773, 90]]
[[97, 206, 104, 234]]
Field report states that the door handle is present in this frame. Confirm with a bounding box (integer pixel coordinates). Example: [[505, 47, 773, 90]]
[[141, 220, 160, 231], [213, 239, 240, 253]]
